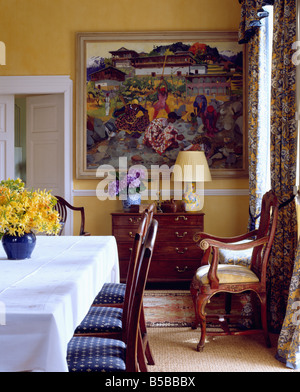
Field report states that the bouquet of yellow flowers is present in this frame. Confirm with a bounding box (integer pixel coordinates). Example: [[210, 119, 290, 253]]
[[0, 178, 61, 238]]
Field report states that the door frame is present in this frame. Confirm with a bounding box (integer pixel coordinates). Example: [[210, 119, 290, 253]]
[[0, 76, 73, 234]]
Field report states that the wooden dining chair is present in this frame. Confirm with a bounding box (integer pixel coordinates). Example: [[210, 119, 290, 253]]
[[88, 203, 156, 368], [54, 195, 90, 236], [190, 190, 279, 351], [73, 207, 156, 370], [92, 203, 155, 307], [67, 219, 158, 372]]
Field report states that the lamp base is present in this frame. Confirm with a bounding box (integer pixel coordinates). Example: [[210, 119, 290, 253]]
[[182, 182, 203, 212]]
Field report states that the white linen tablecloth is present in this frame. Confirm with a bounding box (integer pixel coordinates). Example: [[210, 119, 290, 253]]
[[0, 235, 119, 372]]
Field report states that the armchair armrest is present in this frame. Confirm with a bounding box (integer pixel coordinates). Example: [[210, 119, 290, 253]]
[[202, 236, 268, 289], [199, 236, 269, 251], [193, 231, 259, 267], [193, 230, 258, 244]]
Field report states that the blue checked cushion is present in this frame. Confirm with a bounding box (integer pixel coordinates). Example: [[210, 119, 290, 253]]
[[67, 336, 126, 372], [74, 306, 123, 334], [93, 283, 126, 305]]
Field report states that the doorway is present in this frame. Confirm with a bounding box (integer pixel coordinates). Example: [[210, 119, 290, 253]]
[[0, 76, 73, 234], [15, 94, 65, 196]]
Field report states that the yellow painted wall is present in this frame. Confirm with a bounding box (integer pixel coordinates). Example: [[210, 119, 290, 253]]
[[0, 0, 249, 237]]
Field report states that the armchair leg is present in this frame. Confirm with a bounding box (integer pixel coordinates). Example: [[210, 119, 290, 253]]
[[196, 294, 210, 352], [197, 322, 206, 352], [190, 281, 200, 329], [225, 293, 232, 314], [260, 294, 271, 348]]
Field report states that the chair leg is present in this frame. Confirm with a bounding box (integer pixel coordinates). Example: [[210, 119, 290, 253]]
[[196, 294, 210, 352], [137, 329, 148, 372], [260, 293, 271, 348], [140, 305, 155, 365], [190, 281, 200, 329], [225, 293, 232, 314]]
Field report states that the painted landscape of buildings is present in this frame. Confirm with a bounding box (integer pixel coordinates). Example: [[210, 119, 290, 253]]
[[85, 40, 243, 175]]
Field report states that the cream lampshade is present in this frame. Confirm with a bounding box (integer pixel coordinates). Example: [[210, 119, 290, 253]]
[[172, 151, 212, 212]]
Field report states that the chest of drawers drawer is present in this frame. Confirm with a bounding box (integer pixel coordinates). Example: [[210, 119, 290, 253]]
[[112, 215, 142, 228], [148, 259, 201, 281], [155, 213, 203, 227]]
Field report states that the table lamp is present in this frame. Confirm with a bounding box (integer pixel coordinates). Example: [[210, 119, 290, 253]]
[[172, 151, 212, 212]]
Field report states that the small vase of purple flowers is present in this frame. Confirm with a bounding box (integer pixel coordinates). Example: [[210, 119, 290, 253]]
[[108, 168, 146, 212]]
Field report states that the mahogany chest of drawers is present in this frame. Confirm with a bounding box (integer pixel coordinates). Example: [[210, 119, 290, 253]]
[[111, 212, 204, 283]]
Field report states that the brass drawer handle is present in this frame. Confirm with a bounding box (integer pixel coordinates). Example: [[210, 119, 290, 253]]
[[128, 231, 135, 238], [175, 247, 188, 254], [175, 231, 187, 238], [175, 216, 187, 221], [128, 217, 142, 223], [176, 266, 188, 273]]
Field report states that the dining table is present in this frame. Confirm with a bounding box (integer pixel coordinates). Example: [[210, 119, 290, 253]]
[[0, 235, 119, 372]]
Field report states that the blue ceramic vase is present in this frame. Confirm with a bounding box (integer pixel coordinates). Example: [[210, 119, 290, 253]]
[[2, 232, 36, 260], [122, 193, 141, 212]]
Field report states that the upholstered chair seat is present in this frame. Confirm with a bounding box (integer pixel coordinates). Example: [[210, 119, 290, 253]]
[[195, 264, 259, 285], [74, 306, 123, 335], [67, 336, 126, 372], [92, 282, 126, 305]]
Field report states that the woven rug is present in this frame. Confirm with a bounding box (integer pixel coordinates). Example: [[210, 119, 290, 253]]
[[143, 290, 248, 328], [146, 328, 294, 372]]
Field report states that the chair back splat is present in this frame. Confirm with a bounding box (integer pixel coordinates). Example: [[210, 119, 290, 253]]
[[123, 203, 155, 301], [54, 195, 90, 236]]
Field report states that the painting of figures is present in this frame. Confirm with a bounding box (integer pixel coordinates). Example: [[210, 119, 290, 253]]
[[76, 32, 246, 178]]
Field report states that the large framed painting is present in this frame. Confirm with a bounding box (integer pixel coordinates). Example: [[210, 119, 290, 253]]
[[76, 31, 247, 179]]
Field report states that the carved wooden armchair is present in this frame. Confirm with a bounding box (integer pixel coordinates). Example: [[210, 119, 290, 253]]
[[54, 195, 90, 236], [190, 190, 279, 351]]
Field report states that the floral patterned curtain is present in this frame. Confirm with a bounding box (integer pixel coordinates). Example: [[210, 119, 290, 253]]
[[270, 0, 299, 370], [238, 0, 274, 44], [246, 9, 272, 232], [269, 0, 297, 333], [277, 246, 300, 369], [239, 1, 273, 230], [247, 33, 264, 230]]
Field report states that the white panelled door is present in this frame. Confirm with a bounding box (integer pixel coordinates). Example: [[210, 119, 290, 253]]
[[26, 94, 65, 196], [0, 95, 14, 180]]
